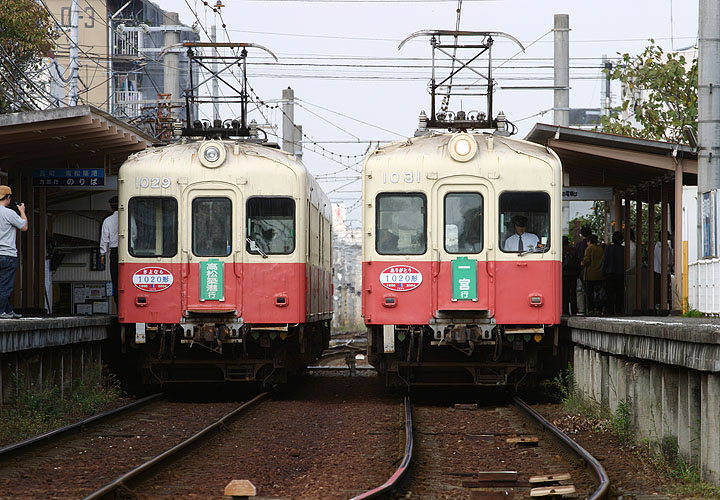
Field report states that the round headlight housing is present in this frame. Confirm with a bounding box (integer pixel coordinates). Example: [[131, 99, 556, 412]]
[[199, 141, 226, 168], [448, 132, 478, 162]]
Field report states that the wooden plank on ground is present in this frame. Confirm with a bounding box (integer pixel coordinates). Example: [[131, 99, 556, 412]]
[[506, 436, 539, 446], [529, 473, 572, 484], [530, 485, 576, 497]]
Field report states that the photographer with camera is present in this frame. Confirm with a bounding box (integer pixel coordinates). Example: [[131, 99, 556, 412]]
[[0, 185, 27, 319]]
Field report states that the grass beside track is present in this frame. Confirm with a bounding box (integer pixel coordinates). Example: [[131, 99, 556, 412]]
[[0, 363, 123, 446]]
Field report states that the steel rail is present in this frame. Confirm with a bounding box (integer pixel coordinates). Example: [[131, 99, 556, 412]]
[[82, 392, 268, 500], [348, 396, 413, 500], [513, 397, 610, 500], [0, 393, 162, 462]]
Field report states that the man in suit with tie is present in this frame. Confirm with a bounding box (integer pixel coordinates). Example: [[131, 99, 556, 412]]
[[503, 215, 539, 252]]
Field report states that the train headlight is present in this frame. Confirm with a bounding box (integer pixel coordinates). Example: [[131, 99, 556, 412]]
[[448, 133, 478, 162], [199, 141, 227, 168]]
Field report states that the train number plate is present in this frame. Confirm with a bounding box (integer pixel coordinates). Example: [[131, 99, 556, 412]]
[[132, 267, 174, 292], [379, 265, 422, 291]]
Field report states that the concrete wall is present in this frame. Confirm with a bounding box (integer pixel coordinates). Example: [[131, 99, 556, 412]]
[[567, 316, 720, 485]]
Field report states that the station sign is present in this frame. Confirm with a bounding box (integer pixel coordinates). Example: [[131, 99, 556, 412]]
[[33, 168, 105, 187], [379, 265, 422, 292], [562, 186, 613, 201]]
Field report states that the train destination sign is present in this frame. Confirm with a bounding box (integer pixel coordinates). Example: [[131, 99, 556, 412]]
[[562, 186, 613, 201], [132, 267, 173, 292], [33, 168, 105, 187], [379, 265, 422, 291]]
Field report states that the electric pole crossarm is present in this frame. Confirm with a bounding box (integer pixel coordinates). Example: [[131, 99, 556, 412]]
[[182, 42, 278, 61]]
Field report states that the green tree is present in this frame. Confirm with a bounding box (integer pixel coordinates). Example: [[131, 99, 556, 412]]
[[0, 0, 55, 112], [599, 41, 697, 144]]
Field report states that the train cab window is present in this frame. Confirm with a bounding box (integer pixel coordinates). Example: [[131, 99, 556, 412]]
[[192, 197, 232, 256], [376, 194, 426, 255], [128, 197, 178, 257], [445, 193, 483, 253], [246, 197, 295, 255], [499, 192, 550, 254]]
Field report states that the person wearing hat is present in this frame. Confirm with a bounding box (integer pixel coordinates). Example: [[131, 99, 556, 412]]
[[0, 185, 27, 319], [503, 215, 539, 252], [100, 195, 119, 306]]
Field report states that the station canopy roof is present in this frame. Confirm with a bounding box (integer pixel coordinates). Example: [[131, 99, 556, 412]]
[[0, 105, 154, 173], [525, 124, 697, 196]]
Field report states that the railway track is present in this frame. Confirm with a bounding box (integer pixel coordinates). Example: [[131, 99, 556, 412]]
[[355, 396, 609, 500], [0, 394, 251, 499]]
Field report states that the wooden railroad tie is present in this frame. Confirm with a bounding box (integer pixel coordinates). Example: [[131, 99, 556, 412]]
[[225, 480, 256, 499], [529, 473, 572, 485], [505, 436, 539, 446], [454, 403, 478, 410], [461, 470, 519, 488], [529, 485, 576, 498]]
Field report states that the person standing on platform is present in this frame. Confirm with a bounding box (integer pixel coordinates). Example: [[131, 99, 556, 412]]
[[653, 233, 673, 311], [562, 236, 580, 314], [0, 186, 28, 319], [602, 231, 625, 315], [581, 234, 604, 315], [100, 196, 119, 306], [574, 225, 592, 313]]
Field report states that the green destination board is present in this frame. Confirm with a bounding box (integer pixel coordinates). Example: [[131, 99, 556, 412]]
[[200, 259, 224, 301], [452, 257, 477, 301]]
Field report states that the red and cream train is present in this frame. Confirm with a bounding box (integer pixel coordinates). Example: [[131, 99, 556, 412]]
[[362, 130, 562, 387], [117, 130, 332, 385]]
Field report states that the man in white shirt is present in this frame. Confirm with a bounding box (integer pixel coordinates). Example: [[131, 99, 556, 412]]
[[653, 234, 673, 310], [503, 215, 539, 252], [0, 185, 28, 319], [100, 196, 119, 305]]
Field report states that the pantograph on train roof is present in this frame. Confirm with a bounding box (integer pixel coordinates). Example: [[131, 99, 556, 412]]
[[399, 30, 525, 134]]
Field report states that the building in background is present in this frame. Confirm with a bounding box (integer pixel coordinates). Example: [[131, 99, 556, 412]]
[[331, 203, 362, 332], [45, 0, 198, 137]]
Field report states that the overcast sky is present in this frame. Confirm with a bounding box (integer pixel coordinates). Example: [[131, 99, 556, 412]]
[[157, 0, 699, 224]]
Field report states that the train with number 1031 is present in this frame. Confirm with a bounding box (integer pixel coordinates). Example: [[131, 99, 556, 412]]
[[117, 121, 332, 386], [362, 124, 562, 387]]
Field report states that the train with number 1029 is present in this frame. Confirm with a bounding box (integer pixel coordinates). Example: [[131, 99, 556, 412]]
[[117, 42, 332, 386]]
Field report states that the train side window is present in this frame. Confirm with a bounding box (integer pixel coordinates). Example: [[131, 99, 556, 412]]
[[192, 197, 232, 257], [498, 192, 550, 254], [445, 193, 483, 253], [128, 197, 178, 257], [376, 193, 426, 255], [246, 197, 296, 255]]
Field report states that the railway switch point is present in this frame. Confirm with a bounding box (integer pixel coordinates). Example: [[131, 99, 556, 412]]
[[224, 479, 257, 499]]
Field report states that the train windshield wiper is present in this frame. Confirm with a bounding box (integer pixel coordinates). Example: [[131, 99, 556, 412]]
[[518, 246, 548, 257], [246, 237, 268, 258]]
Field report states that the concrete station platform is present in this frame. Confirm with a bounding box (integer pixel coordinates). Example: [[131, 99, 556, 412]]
[[0, 315, 114, 406], [563, 315, 720, 485]]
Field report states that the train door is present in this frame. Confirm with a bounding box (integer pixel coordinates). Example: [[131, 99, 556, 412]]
[[181, 186, 243, 315], [433, 182, 493, 313]]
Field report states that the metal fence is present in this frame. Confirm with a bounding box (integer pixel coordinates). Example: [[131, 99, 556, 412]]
[[688, 258, 720, 314]]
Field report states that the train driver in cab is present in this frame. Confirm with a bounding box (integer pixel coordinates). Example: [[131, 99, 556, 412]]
[[503, 215, 539, 252]]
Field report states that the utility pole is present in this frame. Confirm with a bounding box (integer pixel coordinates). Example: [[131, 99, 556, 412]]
[[554, 14, 570, 233], [282, 87, 295, 154], [602, 55, 612, 117], [163, 12, 180, 121], [69, 0, 79, 105], [553, 14, 570, 127], [698, 0, 720, 259], [698, 0, 720, 258]]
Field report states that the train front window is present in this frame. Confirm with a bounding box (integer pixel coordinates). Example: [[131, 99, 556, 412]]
[[376, 194, 426, 255], [128, 197, 178, 257], [499, 192, 550, 253], [246, 197, 295, 255], [192, 197, 232, 257], [445, 193, 483, 253]]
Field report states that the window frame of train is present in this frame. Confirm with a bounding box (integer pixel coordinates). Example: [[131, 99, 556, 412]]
[[246, 196, 296, 256], [498, 191, 551, 254], [192, 196, 233, 257], [128, 196, 178, 258], [375, 192, 427, 255], [444, 192, 484, 254]]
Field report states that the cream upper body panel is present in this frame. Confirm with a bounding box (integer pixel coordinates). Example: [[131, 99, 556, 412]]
[[362, 132, 562, 262], [118, 140, 331, 264]]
